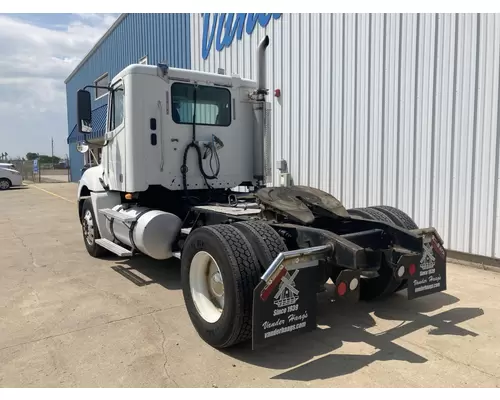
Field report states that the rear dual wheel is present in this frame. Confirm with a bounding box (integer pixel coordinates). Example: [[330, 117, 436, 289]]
[[232, 220, 287, 273], [181, 222, 287, 348], [349, 205, 418, 231], [371, 206, 418, 293], [346, 205, 419, 300]]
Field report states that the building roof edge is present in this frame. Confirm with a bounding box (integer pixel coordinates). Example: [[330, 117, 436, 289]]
[[64, 13, 128, 85]]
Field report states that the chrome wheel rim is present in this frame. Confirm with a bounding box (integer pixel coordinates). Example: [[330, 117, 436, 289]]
[[189, 251, 225, 323], [83, 210, 95, 245], [0, 180, 9, 190]]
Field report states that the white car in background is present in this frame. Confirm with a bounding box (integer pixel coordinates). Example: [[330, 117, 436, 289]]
[[0, 163, 23, 190]]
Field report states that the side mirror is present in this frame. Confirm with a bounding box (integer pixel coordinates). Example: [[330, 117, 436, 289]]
[[77, 90, 92, 134], [76, 142, 89, 154]]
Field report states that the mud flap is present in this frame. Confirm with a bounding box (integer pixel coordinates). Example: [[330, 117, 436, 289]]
[[407, 232, 447, 300], [252, 266, 318, 349]]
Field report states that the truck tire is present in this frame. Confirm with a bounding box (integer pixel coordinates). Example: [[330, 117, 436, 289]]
[[81, 198, 108, 258], [347, 208, 375, 220], [181, 224, 261, 348], [348, 207, 394, 225], [232, 220, 287, 273], [371, 206, 419, 292], [361, 207, 395, 225], [371, 206, 418, 230]]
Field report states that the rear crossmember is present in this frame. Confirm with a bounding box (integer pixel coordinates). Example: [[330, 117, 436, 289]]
[[250, 223, 446, 349]]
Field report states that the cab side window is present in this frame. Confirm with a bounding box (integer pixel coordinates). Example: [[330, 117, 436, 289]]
[[110, 86, 124, 130]]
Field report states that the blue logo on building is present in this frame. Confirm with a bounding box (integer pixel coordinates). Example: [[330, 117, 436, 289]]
[[201, 13, 282, 60]]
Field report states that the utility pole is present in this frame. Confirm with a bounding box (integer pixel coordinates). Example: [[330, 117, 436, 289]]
[[51, 137, 54, 169]]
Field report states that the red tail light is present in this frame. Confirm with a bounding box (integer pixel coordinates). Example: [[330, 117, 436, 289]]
[[337, 281, 347, 296]]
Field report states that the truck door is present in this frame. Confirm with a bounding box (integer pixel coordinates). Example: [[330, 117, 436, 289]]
[[105, 82, 126, 191]]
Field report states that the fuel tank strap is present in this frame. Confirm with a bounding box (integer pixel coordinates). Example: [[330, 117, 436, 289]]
[[109, 205, 125, 243], [127, 208, 155, 253]]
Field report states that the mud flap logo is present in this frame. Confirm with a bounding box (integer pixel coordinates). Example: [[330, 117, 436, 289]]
[[407, 234, 447, 300], [420, 237, 436, 271], [252, 268, 317, 349], [274, 270, 299, 308]]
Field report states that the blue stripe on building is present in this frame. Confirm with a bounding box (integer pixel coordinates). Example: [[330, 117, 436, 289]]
[[65, 13, 191, 182]]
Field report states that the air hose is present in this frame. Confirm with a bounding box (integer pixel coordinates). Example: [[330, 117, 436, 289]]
[[180, 86, 220, 203]]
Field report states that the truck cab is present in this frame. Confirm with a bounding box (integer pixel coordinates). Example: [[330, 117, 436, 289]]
[[75, 37, 272, 262], [77, 63, 265, 196]]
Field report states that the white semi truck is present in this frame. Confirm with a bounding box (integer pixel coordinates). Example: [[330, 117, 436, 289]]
[[75, 36, 447, 350]]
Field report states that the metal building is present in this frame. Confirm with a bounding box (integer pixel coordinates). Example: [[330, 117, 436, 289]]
[[65, 13, 191, 180], [66, 13, 500, 260]]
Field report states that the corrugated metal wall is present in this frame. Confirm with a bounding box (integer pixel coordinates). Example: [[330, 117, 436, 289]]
[[191, 13, 500, 259], [66, 13, 191, 181]]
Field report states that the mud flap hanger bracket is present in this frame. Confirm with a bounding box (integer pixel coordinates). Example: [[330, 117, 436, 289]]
[[258, 244, 334, 303], [262, 244, 334, 281]]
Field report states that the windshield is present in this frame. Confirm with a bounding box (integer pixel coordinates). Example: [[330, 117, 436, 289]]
[[171, 83, 231, 127]]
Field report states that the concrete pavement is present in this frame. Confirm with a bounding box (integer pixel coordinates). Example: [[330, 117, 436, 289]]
[[0, 183, 499, 387]]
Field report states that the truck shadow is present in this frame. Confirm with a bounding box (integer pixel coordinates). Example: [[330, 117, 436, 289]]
[[224, 287, 484, 381], [107, 257, 485, 381], [110, 255, 182, 290]]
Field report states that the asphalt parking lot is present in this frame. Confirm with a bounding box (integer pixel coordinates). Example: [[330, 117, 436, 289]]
[[1, 182, 500, 388]]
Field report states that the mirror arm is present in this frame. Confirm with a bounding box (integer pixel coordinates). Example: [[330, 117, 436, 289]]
[[82, 84, 110, 92]]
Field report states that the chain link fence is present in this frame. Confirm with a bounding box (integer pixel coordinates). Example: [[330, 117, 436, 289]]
[[9, 160, 71, 183], [38, 163, 71, 183]]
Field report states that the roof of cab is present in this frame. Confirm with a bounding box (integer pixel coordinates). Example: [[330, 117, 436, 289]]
[[110, 64, 257, 90]]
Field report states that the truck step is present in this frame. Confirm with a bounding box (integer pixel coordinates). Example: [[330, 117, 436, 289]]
[[99, 208, 137, 223], [181, 228, 192, 235], [173, 252, 181, 259], [95, 238, 133, 257]]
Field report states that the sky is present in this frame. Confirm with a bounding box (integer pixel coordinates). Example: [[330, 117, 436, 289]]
[[0, 13, 119, 159]]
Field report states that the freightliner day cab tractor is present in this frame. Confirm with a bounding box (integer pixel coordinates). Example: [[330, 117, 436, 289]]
[[75, 36, 447, 350]]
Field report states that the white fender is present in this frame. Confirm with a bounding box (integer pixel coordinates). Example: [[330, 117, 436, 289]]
[[77, 165, 121, 241], [77, 165, 106, 198]]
